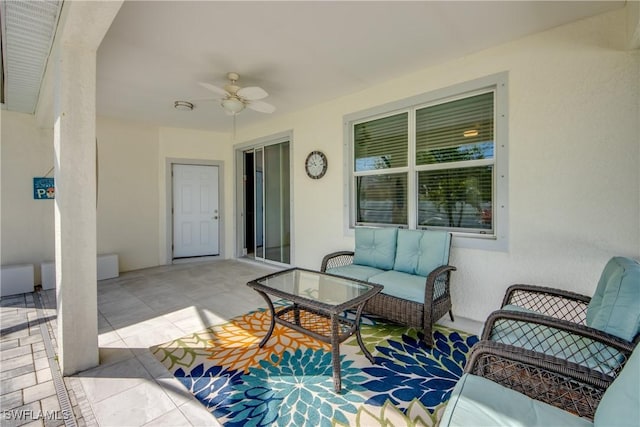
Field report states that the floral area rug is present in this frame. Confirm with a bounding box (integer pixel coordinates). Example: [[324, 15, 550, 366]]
[[151, 304, 478, 427]]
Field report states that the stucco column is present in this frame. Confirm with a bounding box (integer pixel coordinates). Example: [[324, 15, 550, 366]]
[[53, 42, 99, 375]]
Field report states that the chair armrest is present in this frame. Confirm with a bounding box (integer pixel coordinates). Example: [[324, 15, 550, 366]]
[[320, 251, 354, 272], [465, 340, 611, 420], [424, 264, 456, 303], [481, 310, 635, 377], [502, 284, 591, 324]]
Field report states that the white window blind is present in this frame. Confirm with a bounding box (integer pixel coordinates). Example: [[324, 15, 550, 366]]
[[353, 112, 408, 226], [346, 73, 507, 247]]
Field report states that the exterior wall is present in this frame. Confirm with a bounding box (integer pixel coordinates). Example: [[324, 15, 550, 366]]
[[0, 111, 55, 284], [96, 117, 160, 271], [237, 8, 640, 321], [0, 113, 162, 278]]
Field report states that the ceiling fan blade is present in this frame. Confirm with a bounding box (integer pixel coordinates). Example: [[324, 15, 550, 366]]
[[198, 82, 229, 97], [247, 100, 276, 114], [237, 86, 268, 101]]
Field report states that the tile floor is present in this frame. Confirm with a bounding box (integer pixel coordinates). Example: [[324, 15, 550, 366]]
[[1, 259, 482, 426]]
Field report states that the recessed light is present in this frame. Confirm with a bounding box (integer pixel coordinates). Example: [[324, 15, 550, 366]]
[[463, 129, 478, 137], [174, 101, 194, 111]]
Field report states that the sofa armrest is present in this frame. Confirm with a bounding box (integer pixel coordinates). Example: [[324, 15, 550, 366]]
[[502, 284, 591, 324], [320, 251, 354, 272], [465, 340, 611, 420], [424, 264, 456, 303], [481, 309, 635, 377]]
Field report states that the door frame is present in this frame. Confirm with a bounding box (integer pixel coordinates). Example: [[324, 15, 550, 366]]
[[164, 158, 225, 263], [234, 130, 294, 265]]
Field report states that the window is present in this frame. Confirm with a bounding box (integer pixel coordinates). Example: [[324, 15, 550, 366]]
[[345, 73, 508, 250]]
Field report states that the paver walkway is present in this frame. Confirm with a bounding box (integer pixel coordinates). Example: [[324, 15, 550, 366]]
[[1, 290, 95, 427]]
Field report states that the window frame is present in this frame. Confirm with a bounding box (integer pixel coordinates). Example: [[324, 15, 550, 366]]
[[343, 72, 509, 251]]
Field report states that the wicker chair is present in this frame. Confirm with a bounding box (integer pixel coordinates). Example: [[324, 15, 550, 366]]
[[321, 229, 455, 347], [440, 340, 640, 425], [482, 256, 640, 379]]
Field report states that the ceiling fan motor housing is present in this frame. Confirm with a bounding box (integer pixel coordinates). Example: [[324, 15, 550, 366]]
[[225, 72, 241, 94]]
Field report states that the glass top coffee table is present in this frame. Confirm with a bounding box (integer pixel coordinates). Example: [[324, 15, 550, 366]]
[[247, 268, 383, 393]]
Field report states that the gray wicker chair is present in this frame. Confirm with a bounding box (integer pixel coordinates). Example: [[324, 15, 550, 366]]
[[321, 250, 455, 347], [441, 340, 639, 424], [482, 256, 640, 379]]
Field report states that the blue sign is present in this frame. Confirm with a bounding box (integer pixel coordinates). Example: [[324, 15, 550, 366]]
[[33, 177, 55, 200]]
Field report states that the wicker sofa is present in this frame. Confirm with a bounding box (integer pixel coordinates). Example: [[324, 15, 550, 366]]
[[482, 256, 640, 378], [321, 227, 455, 346], [440, 340, 640, 426]]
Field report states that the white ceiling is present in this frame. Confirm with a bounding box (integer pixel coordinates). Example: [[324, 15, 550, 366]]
[[3, 1, 627, 133]]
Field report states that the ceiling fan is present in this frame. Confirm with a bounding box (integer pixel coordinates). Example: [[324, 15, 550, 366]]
[[199, 72, 275, 115]]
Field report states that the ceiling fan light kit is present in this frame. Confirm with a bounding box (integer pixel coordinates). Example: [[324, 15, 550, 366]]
[[221, 97, 245, 114], [198, 72, 275, 116]]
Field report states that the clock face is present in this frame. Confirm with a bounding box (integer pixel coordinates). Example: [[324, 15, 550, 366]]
[[305, 151, 327, 179]]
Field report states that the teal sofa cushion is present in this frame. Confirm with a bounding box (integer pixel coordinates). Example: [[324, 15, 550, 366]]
[[586, 257, 640, 342], [440, 373, 593, 427], [594, 347, 640, 427], [367, 271, 427, 304], [353, 227, 398, 270], [325, 265, 385, 282], [393, 229, 450, 276]]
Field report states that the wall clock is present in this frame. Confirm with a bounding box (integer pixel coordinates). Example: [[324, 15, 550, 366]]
[[305, 150, 328, 179]]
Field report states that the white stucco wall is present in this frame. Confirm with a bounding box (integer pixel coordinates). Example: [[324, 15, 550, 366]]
[[0, 114, 163, 277], [237, 8, 640, 321], [96, 117, 160, 271], [0, 111, 55, 284]]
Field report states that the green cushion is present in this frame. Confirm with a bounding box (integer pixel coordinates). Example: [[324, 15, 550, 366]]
[[586, 257, 640, 342], [440, 373, 593, 427], [367, 270, 427, 303], [594, 347, 640, 427], [393, 229, 451, 276], [325, 265, 385, 282], [353, 227, 398, 270]]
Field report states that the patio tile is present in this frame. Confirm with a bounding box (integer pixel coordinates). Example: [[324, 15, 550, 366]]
[[142, 407, 192, 426], [152, 377, 194, 407], [98, 330, 121, 347], [120, 323, 186, 349], [98, 344, 135, 367], [98, 295, 148, 316], [100, 305, 157, 329], [131, 349, 172, 380], [178, 399, 221, 426], [76, 357, 153, 403], [90, 382, 176, 427]]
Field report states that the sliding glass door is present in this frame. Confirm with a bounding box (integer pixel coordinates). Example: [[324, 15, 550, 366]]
[[243, 140, 290, 264]]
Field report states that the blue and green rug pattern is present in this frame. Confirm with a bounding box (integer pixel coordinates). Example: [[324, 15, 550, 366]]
[[151, 307, 478, 427]]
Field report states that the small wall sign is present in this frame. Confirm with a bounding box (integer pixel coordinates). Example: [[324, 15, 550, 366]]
[[33, 177, 55, 200]]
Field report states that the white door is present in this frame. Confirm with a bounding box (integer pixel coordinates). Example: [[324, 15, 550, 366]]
[[173, 164, 219, 258]]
